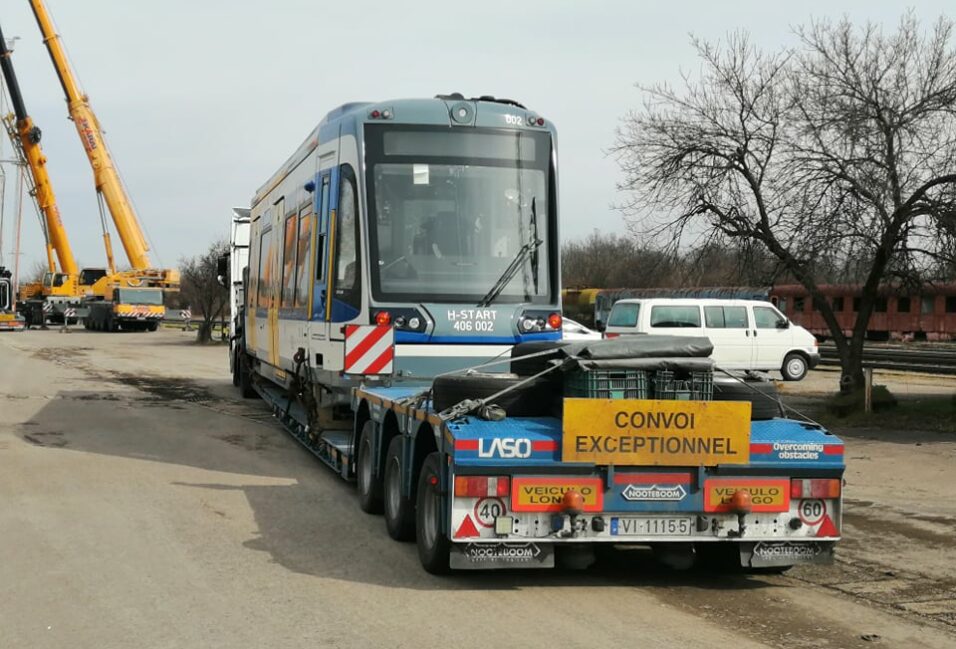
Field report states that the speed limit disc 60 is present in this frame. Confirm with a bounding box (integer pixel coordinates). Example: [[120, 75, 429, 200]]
[[798, 499, 827, 526]]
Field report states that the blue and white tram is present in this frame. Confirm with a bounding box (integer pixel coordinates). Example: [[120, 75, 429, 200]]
[[242, 94, 561, 409]]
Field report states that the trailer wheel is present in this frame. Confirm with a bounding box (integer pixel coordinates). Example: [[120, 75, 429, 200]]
[[146, 322, 159, 332], [383, 436, 416, 541], [356, 420, 384, 514], [231, 348, 241, 387], [238, 352, 258, 399], [416, 452, 450, 574]]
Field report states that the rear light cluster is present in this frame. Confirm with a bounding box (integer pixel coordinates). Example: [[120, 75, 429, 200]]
[[454, 476, 510, 498], [518, 311, 562, 333], [369, 108, 393, 120], [526, 114, 546, 127], [791, 478, 841, 499], [603, 332, 620, 339], [372, 309, 427, 332]]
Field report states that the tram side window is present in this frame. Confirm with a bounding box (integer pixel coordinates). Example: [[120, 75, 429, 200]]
[[257, 227, 274, 309], [316, 176, 330, 282], [294, 205, 313, 309], [334, 165, 361, 309], [281, 213, 297, 309]]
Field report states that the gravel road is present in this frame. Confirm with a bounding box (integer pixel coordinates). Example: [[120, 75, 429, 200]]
[[1, 329, 954, 648]]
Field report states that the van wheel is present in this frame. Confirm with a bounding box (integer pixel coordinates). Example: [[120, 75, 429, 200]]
[[383, 436, 416, 541], [781, 353, 808, 381], [416, 452, 450, 574], [356, 421, 384, 514]]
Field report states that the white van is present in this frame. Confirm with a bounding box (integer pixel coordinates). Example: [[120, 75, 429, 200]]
[[603, 298, 820, 380]]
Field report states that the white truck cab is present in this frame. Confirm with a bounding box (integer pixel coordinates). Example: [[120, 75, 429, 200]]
[[604, 298, 820, 380]]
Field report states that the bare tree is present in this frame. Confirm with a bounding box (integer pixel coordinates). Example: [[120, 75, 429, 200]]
[[179, 240, 229, 343], [615, 15, 956, 393]]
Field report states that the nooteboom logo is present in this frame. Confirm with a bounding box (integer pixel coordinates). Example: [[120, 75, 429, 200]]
[[621, 484, 688, 502], [754, 542, 821, 559], [464, 543, 542, 561]]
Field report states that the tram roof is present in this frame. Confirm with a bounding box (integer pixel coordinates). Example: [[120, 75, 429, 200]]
[[252, 95, 548, 205]]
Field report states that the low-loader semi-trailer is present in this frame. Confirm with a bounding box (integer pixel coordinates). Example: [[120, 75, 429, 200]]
[[228, 95, 844, 573]]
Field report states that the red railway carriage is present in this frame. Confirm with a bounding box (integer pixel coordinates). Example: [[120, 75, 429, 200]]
[[769, 284, 956, 342]]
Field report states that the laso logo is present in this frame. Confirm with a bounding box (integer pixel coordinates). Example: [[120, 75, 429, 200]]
[[478, 438, 531, 458]]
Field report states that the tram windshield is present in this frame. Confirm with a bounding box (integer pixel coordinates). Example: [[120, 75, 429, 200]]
[[365, 126, 555, 304]]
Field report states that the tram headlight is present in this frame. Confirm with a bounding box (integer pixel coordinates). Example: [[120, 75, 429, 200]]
[[518, 310, 564, 334], [371, 308, 427, 332]]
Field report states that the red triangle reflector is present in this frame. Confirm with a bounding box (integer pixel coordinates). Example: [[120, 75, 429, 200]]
[[815, 514, 839, 538], [454, 515, 480, 539]]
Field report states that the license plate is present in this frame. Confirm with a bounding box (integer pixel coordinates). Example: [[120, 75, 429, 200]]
[[610, 516, 693, 536]]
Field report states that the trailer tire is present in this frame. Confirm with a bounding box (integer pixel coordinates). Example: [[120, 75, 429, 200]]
[[238, 352, 258, 399], [356, 421, 384, 514], [231, 348, 241, 387], [432, 372, 560, 417], [712, 377, 783, 420], [146, 322, 159, 332], [416, 452, 450, 574], [383, 436, 416, 541]]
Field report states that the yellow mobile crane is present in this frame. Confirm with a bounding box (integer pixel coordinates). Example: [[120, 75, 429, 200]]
[[1, 21, 107, 327], [29, 0, 179, 332]]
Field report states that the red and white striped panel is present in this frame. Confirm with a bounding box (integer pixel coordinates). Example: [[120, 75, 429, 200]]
[[344, 325, 394, 375]]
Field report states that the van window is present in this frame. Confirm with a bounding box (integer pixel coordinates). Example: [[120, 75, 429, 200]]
[[705, 306, 748, 328], [754, 306, 787, 329], [608, 302, 640, 327], [650, 305, 701, 328], [724, 306, 748, 328]]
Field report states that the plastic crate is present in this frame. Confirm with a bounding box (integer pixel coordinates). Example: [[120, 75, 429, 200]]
[[566, 369, 649, 400], [652, 370, 714, 401]]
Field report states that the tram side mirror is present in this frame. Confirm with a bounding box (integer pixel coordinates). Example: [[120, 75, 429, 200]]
[[216, 254, 230, 289]]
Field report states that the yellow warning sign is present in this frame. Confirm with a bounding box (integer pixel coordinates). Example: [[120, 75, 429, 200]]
[[562, 398, 751, 466]]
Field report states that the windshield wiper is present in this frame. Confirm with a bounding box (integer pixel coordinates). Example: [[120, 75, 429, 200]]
[[477, 204, 543, 308], [529, 197, 540, 294]]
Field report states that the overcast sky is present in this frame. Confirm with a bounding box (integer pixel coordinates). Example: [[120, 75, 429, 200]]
[[0, 1, 949, 274]]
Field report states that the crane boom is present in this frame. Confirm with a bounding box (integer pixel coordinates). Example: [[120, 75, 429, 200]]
[[0, 21, 78, 277], [29, 0, 153, 272]]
